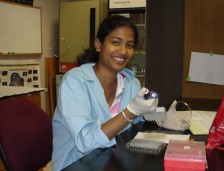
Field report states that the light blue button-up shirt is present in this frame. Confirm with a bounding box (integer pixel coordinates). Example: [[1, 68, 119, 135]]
[[52, 63, 143, 171]]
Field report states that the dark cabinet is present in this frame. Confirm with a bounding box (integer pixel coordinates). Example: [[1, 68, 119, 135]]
[[145, 0, 184, 107]]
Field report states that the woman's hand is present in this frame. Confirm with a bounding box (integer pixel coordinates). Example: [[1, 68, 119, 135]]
[[127, 87, 159, 115]]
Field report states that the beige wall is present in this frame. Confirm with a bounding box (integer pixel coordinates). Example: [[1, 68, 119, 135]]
[[0, 1, 59, 111], [34, 0, 59, 111]]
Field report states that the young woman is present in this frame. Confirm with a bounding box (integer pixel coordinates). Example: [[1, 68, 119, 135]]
[[52, 15, 158, 171]]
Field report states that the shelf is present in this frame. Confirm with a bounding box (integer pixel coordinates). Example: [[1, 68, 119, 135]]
[[134, 50, 145, 55], [0, 53, 42, 56], [136, 24, 145, 27], [135, 74, 145, 78]]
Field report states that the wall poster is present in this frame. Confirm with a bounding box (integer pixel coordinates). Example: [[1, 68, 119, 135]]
[[188, 52, 224, 85], [0, 64, 40, 88]]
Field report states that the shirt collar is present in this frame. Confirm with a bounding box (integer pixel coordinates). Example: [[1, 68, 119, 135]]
[[115, 72, 125, 98]]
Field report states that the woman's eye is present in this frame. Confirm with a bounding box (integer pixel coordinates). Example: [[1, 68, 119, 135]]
[[126, 43, 134, 49], [112, 41, 120, 46]]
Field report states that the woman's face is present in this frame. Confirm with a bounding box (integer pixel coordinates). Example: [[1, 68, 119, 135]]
[[95, 26, 135, 73]]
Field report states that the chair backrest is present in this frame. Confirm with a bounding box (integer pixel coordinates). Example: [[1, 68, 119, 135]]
[[0, 98, 52, 171]]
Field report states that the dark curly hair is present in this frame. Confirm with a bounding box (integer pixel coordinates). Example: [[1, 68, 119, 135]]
[[76, 15, 139, 66]]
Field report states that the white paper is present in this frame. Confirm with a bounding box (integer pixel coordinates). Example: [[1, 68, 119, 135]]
[[188, 52, 224, 85], [134, 132, 190, 144], [189, 110, 217, 135]]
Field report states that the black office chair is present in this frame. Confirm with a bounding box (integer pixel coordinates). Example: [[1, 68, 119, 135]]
[[0, 98, 52, 171]]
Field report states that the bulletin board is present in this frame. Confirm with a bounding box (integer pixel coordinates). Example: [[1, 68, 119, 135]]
[[182, 0, 224, 99], [0, 65, 41, 88], [0, 1, 42, 54]]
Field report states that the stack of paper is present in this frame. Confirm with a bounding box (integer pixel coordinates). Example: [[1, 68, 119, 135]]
[[189, 110, 216, 135]]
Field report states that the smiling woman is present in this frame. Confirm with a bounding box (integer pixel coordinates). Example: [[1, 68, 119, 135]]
[[52, 15, 159, 171], [77, 15, 139, 66]]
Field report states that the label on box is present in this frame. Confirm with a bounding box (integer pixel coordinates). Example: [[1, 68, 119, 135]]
[[184, 146, 190, 150], [59, 63, 77, 73], [109, 0, 146, 9]]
